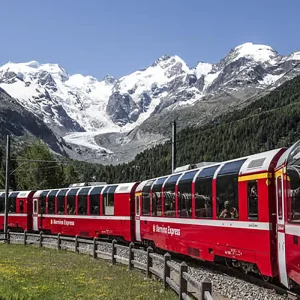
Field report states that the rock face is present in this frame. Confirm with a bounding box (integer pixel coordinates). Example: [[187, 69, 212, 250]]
[[0, 43, 300, 164], [106, 92, 139, 126], [0, 87, 66, 155]]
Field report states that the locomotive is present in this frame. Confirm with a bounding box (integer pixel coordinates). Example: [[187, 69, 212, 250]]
[[0, 140, 299, 289]]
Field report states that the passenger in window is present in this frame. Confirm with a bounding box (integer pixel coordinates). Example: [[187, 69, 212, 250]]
[[195, 195, 211, 217], [48, 203, 54, 214], [92, 206, 99, 214], [219, 201, 238, 219], [20, 201, 24, 213], [204, 198, 212, 217], [197, 195, 211, 218], [68, 206, 75, 214], [250, 185, 258, 198]]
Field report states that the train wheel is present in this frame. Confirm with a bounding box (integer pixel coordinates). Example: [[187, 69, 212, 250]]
[[260, 274, 271, 282], [225, 257, 232, 268]]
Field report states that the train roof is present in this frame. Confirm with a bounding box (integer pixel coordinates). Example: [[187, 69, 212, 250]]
[[136, 147, 284, 191], [239, 148, 283, 175], [277, 140, 300, 168], [0, 191, 34, 198], [33, 182, 138, 198]]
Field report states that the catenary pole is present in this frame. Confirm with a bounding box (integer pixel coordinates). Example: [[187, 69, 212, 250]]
[[4, 135, 10, 240], [171, 121, 177, 173]]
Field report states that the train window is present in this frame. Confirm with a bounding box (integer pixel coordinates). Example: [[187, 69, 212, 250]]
[[39, 191, 48, 214], [287, 167, 300, 222], [34, 200, 37, 214], [103, 185, 117, 215], [152, 177, 167, 217], [142, 180, 154, 216], [217, 160, 245, 219], [47, 190, 58, 214], [277, 176, 283, 219], [164, 174, 181, 217], [195, 178, 213, 218], [0, 194, 4, 213], [217, 175, 239, 219], [19, 200, 24, 214], [178, 171, 197, 218], [57, 189, 68, 214], [8, 192, 18, 213], [218, 160, 246, 175], [136, 195, 140, 215], [67, 189, 79, 215], [89, 187, 102, 215], [247, 158, 266, 169], [194, 166, 219, 218], [198, 165, 219, 178], [248, 180, 258, 220]]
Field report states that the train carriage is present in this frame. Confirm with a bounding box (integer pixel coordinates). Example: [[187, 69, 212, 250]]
[[33, 182, 139, 241], [135, 148, 289, 283], [0, 190, 34, 232], [275, 140, 300, 288]]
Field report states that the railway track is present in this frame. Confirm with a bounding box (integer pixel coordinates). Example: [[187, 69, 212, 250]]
[[174, 253, 300, 300], [200, 261, 299, 299], [137, 244, 300, 299]]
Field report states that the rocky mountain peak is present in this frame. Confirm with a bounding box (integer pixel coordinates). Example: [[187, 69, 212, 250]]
[[23, 60, 41, 68], [287, 51, 300, 61], [152, 54, 171, 67], [103, 75, 116, 85], [194, 62, 213, 78], [228, 42, 279, 63], [0, 60, 69, 83]]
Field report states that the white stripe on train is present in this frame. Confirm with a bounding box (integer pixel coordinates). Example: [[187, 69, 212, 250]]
[[2, 213, 299, 234], [285, 224, 300, 237], [140, 216, 272, 230], [38, 214, 131, 221]]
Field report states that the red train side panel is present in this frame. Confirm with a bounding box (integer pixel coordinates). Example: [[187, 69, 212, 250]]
[[0, 191, 34, 232], [33, 182, 138, 242]]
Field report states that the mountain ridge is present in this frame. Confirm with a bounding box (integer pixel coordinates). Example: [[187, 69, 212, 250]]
[[0, 42, 300, 164]]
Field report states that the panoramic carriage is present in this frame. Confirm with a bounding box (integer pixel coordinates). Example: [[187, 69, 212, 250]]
[[135, 146, 300, 288], [32, 181, 139, 241], [274, 140, 300, 288], [0, 190, 35, 232]]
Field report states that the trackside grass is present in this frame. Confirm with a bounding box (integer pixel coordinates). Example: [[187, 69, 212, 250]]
[[0, 244, 176, 299]]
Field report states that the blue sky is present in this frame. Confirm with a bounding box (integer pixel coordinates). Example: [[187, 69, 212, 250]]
[[1, 0, 299, 79]]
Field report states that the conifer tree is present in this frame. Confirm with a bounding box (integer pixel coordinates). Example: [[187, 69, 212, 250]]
[[15, 140, 64, 190], [63, 165, 80, 186]]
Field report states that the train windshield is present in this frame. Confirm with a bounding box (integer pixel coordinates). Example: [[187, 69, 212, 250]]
[[286, 141, 300, 222]]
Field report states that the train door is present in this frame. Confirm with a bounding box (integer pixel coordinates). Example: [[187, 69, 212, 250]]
[[135, 193, 141, 242], [33, 198, 38, 231], [275, 170, 289, 288], [16, 198, 24, 214]]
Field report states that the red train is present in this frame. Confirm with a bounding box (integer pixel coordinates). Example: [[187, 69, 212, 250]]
[[0, 141, 299, 289]]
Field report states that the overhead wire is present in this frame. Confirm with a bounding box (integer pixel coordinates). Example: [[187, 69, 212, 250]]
[[10, 165, 63, 174]]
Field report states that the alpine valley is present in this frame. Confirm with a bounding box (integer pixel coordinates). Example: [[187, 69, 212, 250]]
[[0, 42, 300, 165]]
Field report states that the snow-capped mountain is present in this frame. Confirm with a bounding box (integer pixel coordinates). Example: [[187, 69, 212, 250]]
[[0, 42, 300, 164]]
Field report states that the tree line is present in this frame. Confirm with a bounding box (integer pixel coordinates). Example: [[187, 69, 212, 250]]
[[1, 74, 300, 191]]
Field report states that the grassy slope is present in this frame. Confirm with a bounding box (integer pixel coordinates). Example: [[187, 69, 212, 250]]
[[0, 244, 176, 300]]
